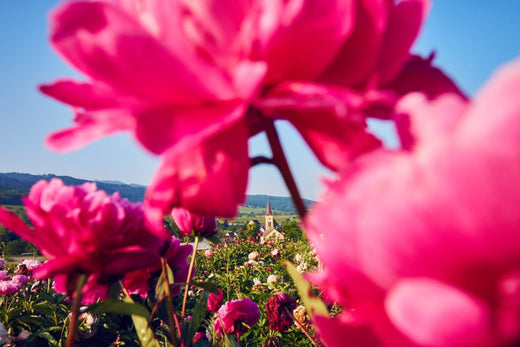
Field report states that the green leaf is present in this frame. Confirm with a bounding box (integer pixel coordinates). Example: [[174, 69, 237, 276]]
[[224, 334, 239, 347], [155, 261, 175, 301], [33, 302, 55, 316], [123, 296, 161, 347], [283, 261, 328, 318], [31, 331, 58, 347], [185, 290, 209, 346], [155, 273, 165, 301], [88, 300, 150, 319], [192, 281, 219, 293]]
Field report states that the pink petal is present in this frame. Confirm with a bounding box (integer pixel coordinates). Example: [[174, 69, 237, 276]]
[[459, 56, 520, 147], [377, 0, 430, 85], [394, 91, 468, 150], [144, 121, 249, 230], [313, 313, 382, 347], [39, 79, 123, 109], [387, 55, 467, 101], [319, 0, 388, 86], [386, 278, 494, 347], [262, 0, 355, 84], [49, 1, 234, 104], [135, 101, 245, 155], [45, 108, 135, 153], [0, 208, 38, 246], [258, 82, 382, 171]]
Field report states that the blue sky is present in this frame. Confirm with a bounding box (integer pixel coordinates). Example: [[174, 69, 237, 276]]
[[1, 1, 519, 201]]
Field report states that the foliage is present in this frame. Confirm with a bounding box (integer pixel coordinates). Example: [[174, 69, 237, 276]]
[[0, 236, 322, 346]]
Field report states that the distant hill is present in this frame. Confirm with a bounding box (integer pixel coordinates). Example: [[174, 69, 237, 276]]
[[0, 172, 146, 205], [0, 173, 312, 215], [243, 195, 314, 215]]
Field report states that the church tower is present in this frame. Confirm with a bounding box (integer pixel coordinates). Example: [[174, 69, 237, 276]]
[[265, 200, 274, 231]]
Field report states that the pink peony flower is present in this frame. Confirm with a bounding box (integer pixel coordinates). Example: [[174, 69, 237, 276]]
[[0, 179, 166, 304], [122, 236, 192, 298], [204, 249, 213, 258], [0, 281, 22, 296], [21, 259, 41, 271], [207, 288, 224, 313], [265, 292, 297, 333], [0, 271, 9, 281], [171, 208, 216, 237], [305, 57, 520, 346], [41, 0, 445, 224], [213, 298, 260, 337], [12, 275, 29, 286]]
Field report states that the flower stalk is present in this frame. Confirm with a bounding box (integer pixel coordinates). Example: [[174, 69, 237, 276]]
[[66, 273, 87, 347], [181, 235, 199, 319], [161, 257, 180, 346], [262, 118, 307, 220], [284, 306, 319, 347]]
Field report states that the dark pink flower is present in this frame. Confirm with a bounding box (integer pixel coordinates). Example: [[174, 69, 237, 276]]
[[207, 288, 224, 313], [213, 298, 260, 337], [171, 208, 216, 237], [265, 292, 298, 333], [0, 179, 165, 304], [41, 0, 443, 224], [122, 236, 192, 298], [305, 57, 520, 346]]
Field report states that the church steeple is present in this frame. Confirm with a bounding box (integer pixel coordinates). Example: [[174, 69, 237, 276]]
[[266, 200, 273, 216], [265, 200, 274, 231]]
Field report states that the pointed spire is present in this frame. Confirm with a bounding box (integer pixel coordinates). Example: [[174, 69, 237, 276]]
[[266, 200, 273, 216]]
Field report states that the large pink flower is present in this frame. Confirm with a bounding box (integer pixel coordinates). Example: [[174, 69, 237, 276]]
[[305, 57, 520, 346], [41, 0, 442, 222], [213, 298, 260, 337], [0, 178, 166, 304]]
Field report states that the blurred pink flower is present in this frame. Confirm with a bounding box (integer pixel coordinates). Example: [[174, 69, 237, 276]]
[[171, 208, 216, 237], [22, 259, 41, 271], [122, 236, 192, 298], [0, 179, 165, 304], [213, 298, 260, 337], [12, 275, 29, 286], [0, 281, 21, 296], [0, 271, 9, 281], [204, 249, 213, 258], [40, 0, 444, 224], [305, 57, 520, 346], [0, 260, 4, 271], [207, 288, 224, 313]]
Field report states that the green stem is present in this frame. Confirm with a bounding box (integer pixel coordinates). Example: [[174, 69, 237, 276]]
[[284, 306, 319, 346], [262, 119, 307, 220], [66, 273, 87, 347], [161, 257, 180, 346], [181, 235, 199, 319]]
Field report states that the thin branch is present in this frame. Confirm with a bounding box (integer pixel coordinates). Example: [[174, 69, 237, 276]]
[[250, 156, 274, 167], [263, 118, 307, 219]]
